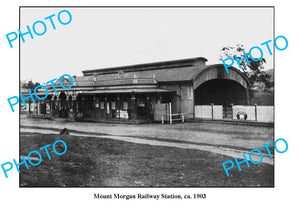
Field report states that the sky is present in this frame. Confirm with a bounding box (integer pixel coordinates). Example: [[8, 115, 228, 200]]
[[20, 7, 274, 83]]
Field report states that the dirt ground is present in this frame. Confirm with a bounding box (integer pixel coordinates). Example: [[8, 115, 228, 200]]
[[20, 133, 274, 187], [20, 117, 274, 150], [20, 117, 274, 187]]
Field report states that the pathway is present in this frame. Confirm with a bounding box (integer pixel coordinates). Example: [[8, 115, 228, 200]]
[[20, 126, 274, 165]]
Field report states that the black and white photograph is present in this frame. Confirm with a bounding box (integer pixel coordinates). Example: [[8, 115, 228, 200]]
[[2, 0, 300, 212], [19, 7, 274, 187]]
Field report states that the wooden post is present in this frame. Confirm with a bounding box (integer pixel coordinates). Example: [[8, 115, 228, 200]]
[[169, 102, 172, 124], [146, 96, 150, 119], [255, 103, 257, 121], [117, 95, 120, 120], [73, 98, 77, 120], [211, 103, 214, 120], [81, 97, 85, 119], [51, 98, 55, 117], [93, 96, 96, 119], [104, 96, 107, 119], [34, 102, 37, 115], [231, 103, 234, 119], [51, 95, 55, 117], [49, 99, 51, 115], [28, 100, 31, 115], [130, 93, 137, 121]]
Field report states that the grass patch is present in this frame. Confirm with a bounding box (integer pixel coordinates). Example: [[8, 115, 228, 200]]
[[20, 133, 274, 187]]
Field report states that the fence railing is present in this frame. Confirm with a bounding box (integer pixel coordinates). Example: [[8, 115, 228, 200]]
[[195, 104, 223, 119], [232, 105, 273, 122], [195, 104, 274, 123], [161, 113, 193, 124]]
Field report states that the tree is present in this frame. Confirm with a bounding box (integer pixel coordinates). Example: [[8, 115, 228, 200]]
[[219, 44, 272, 89], [22, 80, 40, 90]]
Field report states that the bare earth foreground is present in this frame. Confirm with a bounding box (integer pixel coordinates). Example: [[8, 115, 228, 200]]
[[20, 117, 274, 187]]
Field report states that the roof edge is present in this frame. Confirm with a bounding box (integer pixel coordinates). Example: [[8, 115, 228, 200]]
[[192, 64, 251, 86], [82, 57, 208, 76]]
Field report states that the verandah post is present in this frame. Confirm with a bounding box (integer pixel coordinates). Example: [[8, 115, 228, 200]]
[[28, 99, 31, 115], [231, 103, 234, 119], [255, 103, 257, 121], [130, 93, 137, 121], [211, 103, 214, 120], [169, 102, 172, 124]]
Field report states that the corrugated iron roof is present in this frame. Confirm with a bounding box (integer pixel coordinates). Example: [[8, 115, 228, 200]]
[[82, 57, 208, 76], [82, 88, 175, 94], [75, 65, 209, 86]]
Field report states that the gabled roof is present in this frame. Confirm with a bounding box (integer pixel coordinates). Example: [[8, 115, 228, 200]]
[[75, 64, 210, 84], [45, 57, 249, 91], [82, 57, 208, 76]]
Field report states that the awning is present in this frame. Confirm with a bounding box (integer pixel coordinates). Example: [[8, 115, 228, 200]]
[[81, 88, 175, 94], [35, 87, 175, 96]]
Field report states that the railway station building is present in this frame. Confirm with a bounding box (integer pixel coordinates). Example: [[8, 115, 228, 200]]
[[28, 57, 252, 123]]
